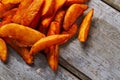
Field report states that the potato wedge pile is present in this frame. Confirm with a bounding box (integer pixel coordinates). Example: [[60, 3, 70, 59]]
[[0, 0, 94, 71]]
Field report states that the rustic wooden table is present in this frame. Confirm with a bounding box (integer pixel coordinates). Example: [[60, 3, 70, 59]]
[[0, 0, 120, 80]]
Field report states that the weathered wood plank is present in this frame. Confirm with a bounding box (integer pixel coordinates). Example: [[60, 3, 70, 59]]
[[0, 46, 78, 80], [59, 57, 91, 80], [102, 0, 120, 11], [59, 0, 120, 80]]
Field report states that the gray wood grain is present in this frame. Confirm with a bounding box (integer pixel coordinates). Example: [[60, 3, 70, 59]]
[[59, 0, 120, 80], [0, 46, 78, 80], [102, 0, 120, 11], [59, 57, 91, 80]]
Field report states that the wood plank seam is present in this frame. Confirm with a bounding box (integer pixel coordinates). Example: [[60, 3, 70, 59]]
[[102, 0, 120, 12], [59, 56, 92, 80]]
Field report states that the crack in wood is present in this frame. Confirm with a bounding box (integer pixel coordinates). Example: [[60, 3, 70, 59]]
[[59, 56, 91, 80], [102, 0, 120, 12]]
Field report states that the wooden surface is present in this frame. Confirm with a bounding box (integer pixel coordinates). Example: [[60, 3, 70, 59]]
[[0, 0, 120, 80], [60, 0, 120, 80], [102, 0, 120, 11], [0, 46, 79, 80]]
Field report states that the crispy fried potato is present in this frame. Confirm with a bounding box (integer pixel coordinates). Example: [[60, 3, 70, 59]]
[[41, 0, 55, 17], [47, 45, 59, 71], [55, 0, 66, 12], [4, 38, 33, 64], [0, 8, 17, 27], [47, 21, 61, 36], [40, 0, 66, 29], [78, 9, 94, 42], [21, 0, 44, 28], [12, 0, 33, 23], [47, 21, 61, 71], [63, 4, 88, 31], [0, 15, 12, 27], [2, 8, 17, 18], [0, 23, 45, 46], [62, 23, 78, 38], [65, 0, 89, 6], [40, 16, 53, 29], [54, 10, 66, 25], [0, 38, 7, 62], [30, 34, 70, 56], [1, 0, 21, 4], [0, 3, 16, 18]]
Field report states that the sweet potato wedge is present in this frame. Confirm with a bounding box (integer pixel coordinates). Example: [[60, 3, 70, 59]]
[[2, 8, 17, 18], [63, 4, 88, 31], [65, 0, 89, 6], [54, 10, 66, 25], [41, 0, 55, 17], [1, 0, 21, 4], [0, 15, 12, 27], [47, 45, 59, 71], [40, 16, 53, 29], [0, 23, 45, 46], [62, 23, 78, 38], [47, 21, 61, 36], [78, 9, 94, 42], [30, 34, 70, 56], [21, 0, 44, 28], [4, 38, 33, 64], [12, 0, 33, 23], [0, 3, 16, 18], [40, 0, 66, 29], [0, 38, 7, 62], [46, 21, 61, 71], [55, 0, 66, 12]]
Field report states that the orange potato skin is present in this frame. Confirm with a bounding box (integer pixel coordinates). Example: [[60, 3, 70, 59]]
[[0, 23, 45, 46], [4, 38, 33, 64], [65, 0, 89, 6], [63, 4, 88, 31], [47, 21, 61, 36], [47, 45, 59, 71], [54, 10, 66, 25], [0, 15, 12, 27], [55, 0, 66, 12], [39, 0, 66, 29], [78, 9, 94, 42], [41, 0, 55, 17], [0, 8, 17, 27], [0, 38, 7, 62], [40, 16, 53, 29], [0, 3, 16, 18], [62, 23, 78, 38], [30, 34, 70, 56], [2, 8, 17, 18], [21, 0, 44, 28], [46, 21, 61, 71], [12, 0, 33, 24], [1, 0, 21, 4]]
